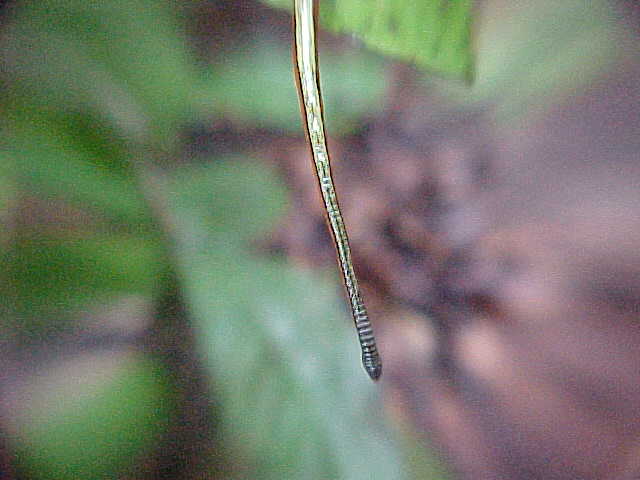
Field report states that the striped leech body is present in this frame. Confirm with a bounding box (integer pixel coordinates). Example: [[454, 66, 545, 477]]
[[293, 0, 382, 380]]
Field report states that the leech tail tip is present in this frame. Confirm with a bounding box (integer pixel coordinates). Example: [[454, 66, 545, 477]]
[[365, 363, 382, 381]]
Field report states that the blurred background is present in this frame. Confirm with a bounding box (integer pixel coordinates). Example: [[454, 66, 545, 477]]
[[1, 0, 639, 479]]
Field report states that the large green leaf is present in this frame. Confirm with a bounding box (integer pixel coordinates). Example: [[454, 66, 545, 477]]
[[168, 159, 408, 479], [263, 0, 473, 79]]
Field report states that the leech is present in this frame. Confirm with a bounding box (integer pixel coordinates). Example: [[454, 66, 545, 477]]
[[293, 0, 382, 380]]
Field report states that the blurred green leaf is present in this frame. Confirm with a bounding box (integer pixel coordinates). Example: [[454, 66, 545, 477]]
[[1, 0, 204, 150], [7, 115, 152, 226], [168, 158, 287, 242], [202, 40, 387, 133], [3, 230, 164, 331], [1, 0, 175, 335], [169, 159, 407, 479], [263, 0, 473, 79], [12, 354, 175, 480]]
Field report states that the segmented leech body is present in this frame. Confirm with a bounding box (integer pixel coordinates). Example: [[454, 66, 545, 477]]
[[293, 0, 382, 380]]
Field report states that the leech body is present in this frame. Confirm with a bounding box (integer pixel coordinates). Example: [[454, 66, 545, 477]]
[[293, 0, 382, 380]]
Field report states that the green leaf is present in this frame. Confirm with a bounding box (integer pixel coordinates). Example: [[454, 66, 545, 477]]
[[2, 230, 164, 334], [263, 0, 474, 79], [1, 0, 203, 149], [11, 354, 175, 480], [167, 158, 287, 242], [168, 159, 408, 479], [6, 115, 152, 226]]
